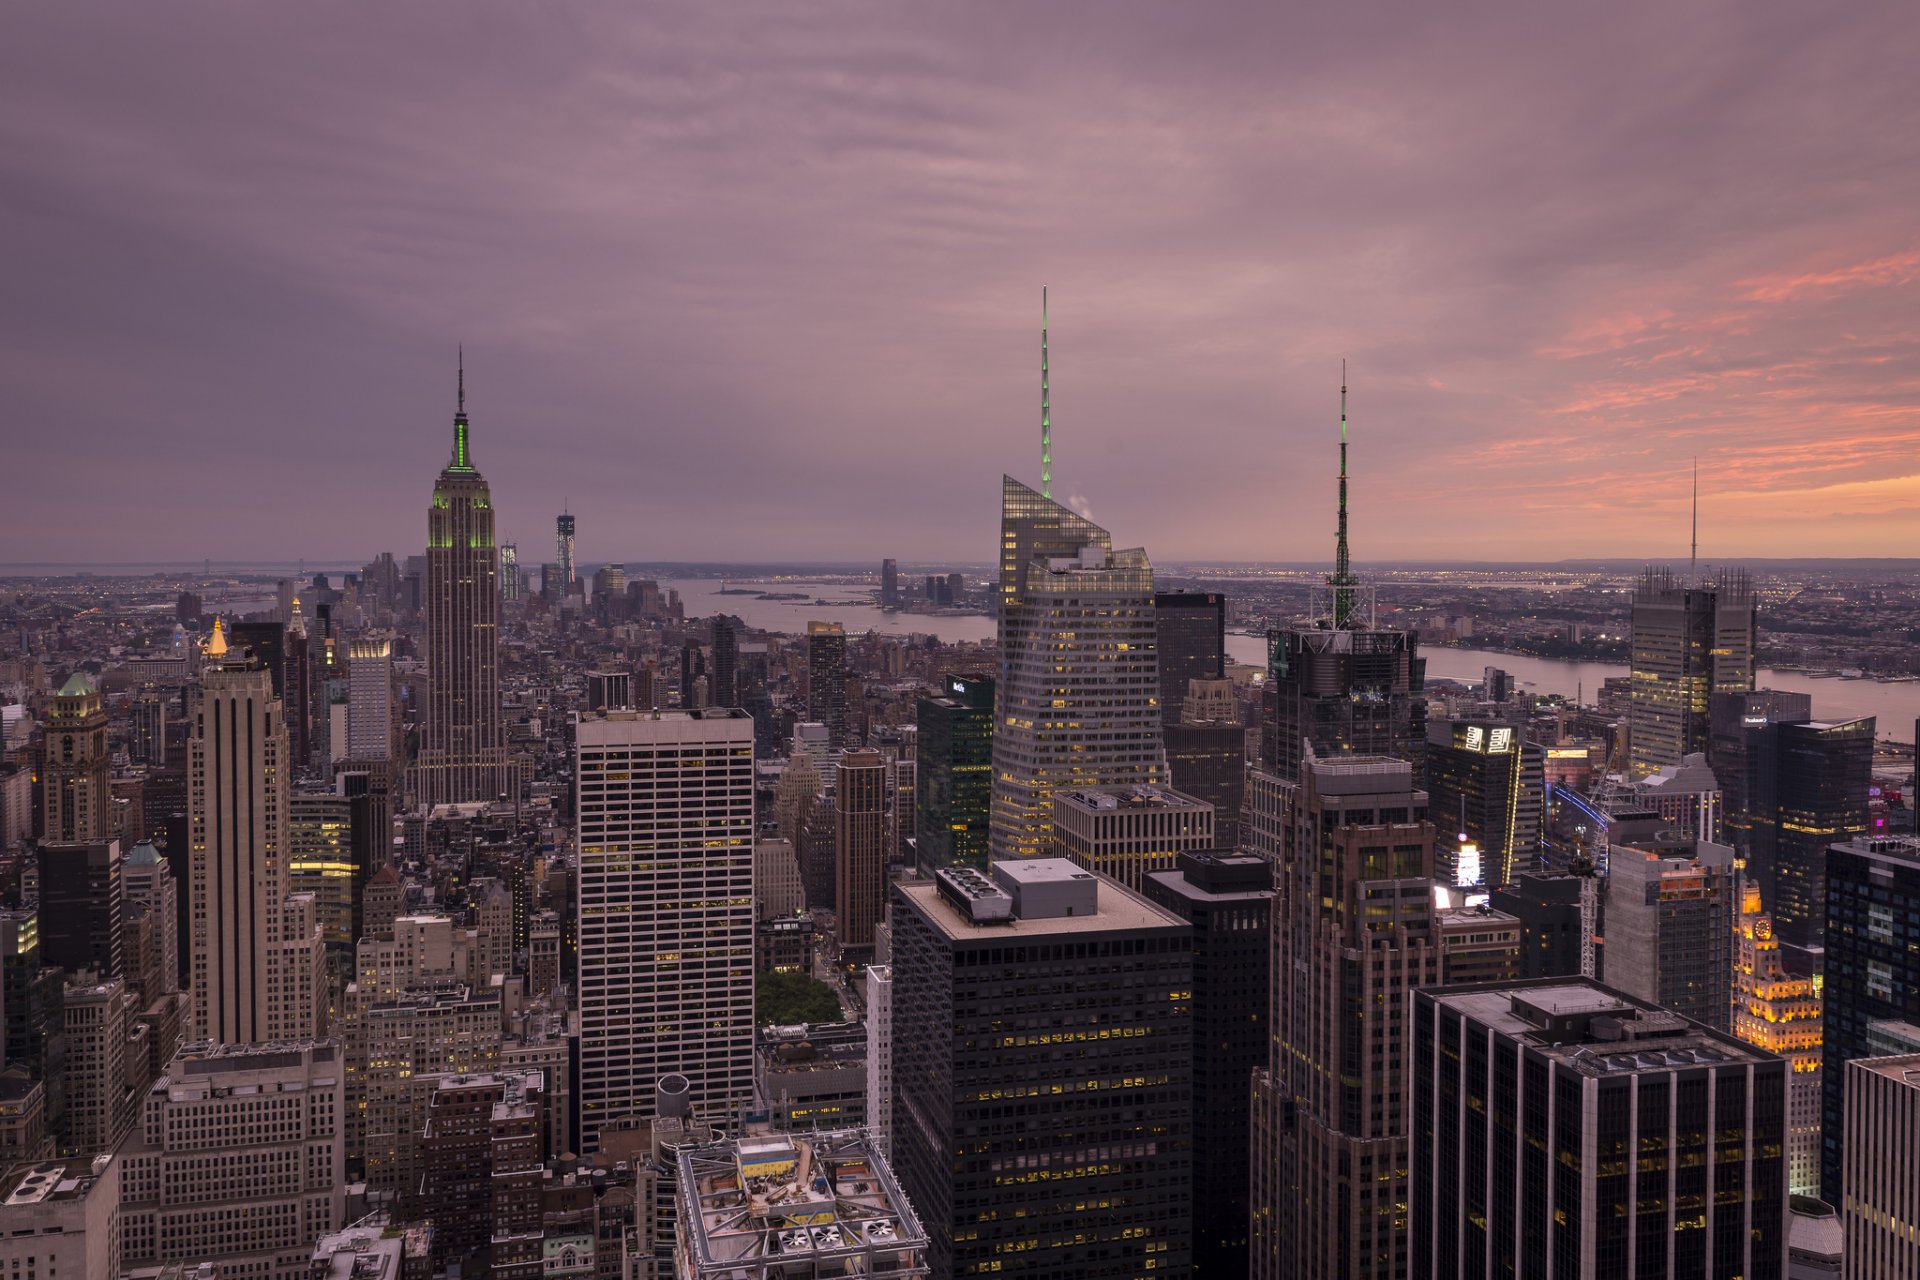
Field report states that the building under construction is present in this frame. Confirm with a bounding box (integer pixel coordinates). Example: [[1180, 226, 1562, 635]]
[[674, 1129, 928, 1279]]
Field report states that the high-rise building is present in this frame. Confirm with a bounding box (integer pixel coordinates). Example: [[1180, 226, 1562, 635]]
[[556, 511, 577, 595], [1627, 567, 1756, 779], [0, 1157, 121, 1280], [914, 674, 994, 873], [1262, 387, 1426, 783], [1425, 718, 1540, 888], [118, 1040, 345, 1280], [1489, 864, 1598, 981], [806, 621, 849, 749], [499, 540, 521, 605], [415, 367, 508, 807], [833, 748, 888, 963], [36, 839, 124, 979], [575, 709, 755, 1148], [1604, 840, 1738, 1031], [1154, 590, 1225, 726], [891, 860, 1193, 1278], [129, 690, 168, 767], [1841, 1052, 1920, 1278], [1164, 677, 1247, 850], [1051, 784, 1214, 892], [1253, 753, 1438, 1280], [865, 962, 893, 1157], [1411, 979, 1788, 1279], [1820, 835, 1920, 1202], [1733, 880, 1824, 1198], [709, 617, 738, 709], [1708, 688, 1812, 851], [288, 792, 357, 950], [880, 558, 899, 607], [1770, 718, 1873, 967], [345, 636, 393, 761], [1143, 851, 1273, 1278], [41, 673, 110, 843], [585, 669, 633, 713], [991, 476, 1166, 859], [190, 636, 326, 1044]]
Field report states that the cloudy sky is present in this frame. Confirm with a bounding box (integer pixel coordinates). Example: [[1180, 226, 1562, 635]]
[[5, 3, 1918, 566]]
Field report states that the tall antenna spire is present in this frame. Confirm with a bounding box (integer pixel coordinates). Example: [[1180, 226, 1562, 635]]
[[1041, 286, 1052, 500], [1331, 361, 1356, 629], [1690, 456, 1698, 586], [451, 345, 472, 471]]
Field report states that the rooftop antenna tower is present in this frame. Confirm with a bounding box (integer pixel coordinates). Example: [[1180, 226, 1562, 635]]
[[1330, 362, 1357, 629], [1041, 286, 1052, 500], [451, 344, 472, 471], [1689, 456, 1698, 586]]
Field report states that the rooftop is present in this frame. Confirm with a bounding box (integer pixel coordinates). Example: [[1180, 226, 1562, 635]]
[[1054, 785, 1209, 814], [1, 1158, 111, 1208], [901, 864, 1185, 942], [676, 1129, 928, 1279], [1852, 1052, 1920, 1091]]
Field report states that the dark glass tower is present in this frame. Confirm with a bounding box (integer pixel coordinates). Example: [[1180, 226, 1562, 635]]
[[914, 674, 994, 873], [709, 616, 739, 708], [1768, 718, 1873, 966], [1820, 836, 1920, 1202], [1424, 718, 1540, 888], [806, 621, 849, 749], [1708, 689, 1813, 856], [1627, 568, 1756, 779], [1154, 591, 1225, 726]]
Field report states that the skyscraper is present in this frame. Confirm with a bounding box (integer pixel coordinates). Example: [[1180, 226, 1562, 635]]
[[555, 510, 577, 595], [1164, 676, 1247, 850], [1412, 979, 1788, 1279], [890, 860, 1193, 1278], [1253, 753, 1438, 1280], [1627, 567, 1757, 778], [914, 674, 994, 873], [345, 636, 393, 761], [1841, 1053, 1920, 1278], [1424, 718, 1541, 888], [189, 633, 326, 1044], [880, 558, 898, 607], [40, 673, 110, 843], [1603, 840, 1739, 1031], [1262, 382, 1426, 783], [991, 476, 1166, 859], [1154, 590, 1225, 727], [1733, 880, 1824, 1198], [499, 541, 520, 605], [709, 617, 738, 709], [806, 621, 849, 749], [833, 748, 888, 963], [1820, 835, 1920, 1201], [574, 708, 754, 1148], [1770, 718, 1873, 966], [36, 840, 123, 979], [414, 363, 508, 807]]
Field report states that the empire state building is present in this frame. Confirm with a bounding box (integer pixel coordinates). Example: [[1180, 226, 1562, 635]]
[[412, 362, 509, 806]]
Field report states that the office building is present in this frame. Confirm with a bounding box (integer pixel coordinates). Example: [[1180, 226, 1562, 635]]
[[1154, 590, 1225, 726], [585, 669, 633, 713], [754, 836, 804, 921], [416, 1069, 545, 1275], [190, 639, 326, 1044], [130, 689, 168, 767], [1253, 754, 1438, 1280], [288, 792, 358, 950], [345, 636, 393, 760], [1821, 835, 1920, 1202], [1164, 677, 1247, 850], [415, 369, 509, 806], [1490, 865, 1599, 981], [1436, 902, 1524, 985], [674, 1129, 929, 1280], [1633, 750, 1725, 841], [1143, 851, 1273, 1278], [231, 617, 313, 772], [1412, 979, 1788, 1279], [1734, 880, 1824, 1198], [866, 963, 892, 1157], [806, 621, 849, 749], [914, 673, 994, 873], [61, 976, 134, 1154], [575, 709, 755, 1147], [880, 557, 899, 606], [754, 1020, 867, 1133], [1708, 689, 1812, 851], [1051, 784, 1214, 892], [36, 839, 124, 978], [0, 1157, 122, 1280], [1841, 1053, 1920, 1279], [1605, 840, 1738, 1031], [891, 859, 1193, 1278], [991, 476, 1167, 859], [41, 673, 110, 842], [710, 617, 738, 709], [1426, 718, 1541, 888], [1628, 567, 1757, 778], [119, 1039, 345, 1280], [833, 748, 888, 962], [500, 540, 521, 605], [1771, 718, 1873, 966], [555, 512, 578, 595]]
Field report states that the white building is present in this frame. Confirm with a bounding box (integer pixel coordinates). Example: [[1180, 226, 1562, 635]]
[[119, 1040, 345, 1280], [190, 643, 326, 1044], [990, 477, 1167, 859], [866, 964, 893, 1157], [346, 636, 393, 761], [575, 709, 755, 1148], [0, 1157, 121, 1280]]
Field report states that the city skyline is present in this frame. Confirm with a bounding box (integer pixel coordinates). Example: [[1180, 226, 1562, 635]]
[[7, 4, 1918, 564]]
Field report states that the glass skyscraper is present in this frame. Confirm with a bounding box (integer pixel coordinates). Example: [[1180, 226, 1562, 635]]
[[915, 673, 994, 873], [1627, 568, 1756, 779], [989, 476, 1166, 860]]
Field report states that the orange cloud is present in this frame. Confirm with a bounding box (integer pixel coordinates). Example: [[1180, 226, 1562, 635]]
[[1739, 248, 1920, 303]]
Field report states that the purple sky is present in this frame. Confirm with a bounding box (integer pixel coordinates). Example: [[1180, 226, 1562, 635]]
[[6, 3, 1919, 566]]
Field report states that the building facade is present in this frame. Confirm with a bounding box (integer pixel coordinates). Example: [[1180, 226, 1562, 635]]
[[833, 749, 889, 963], [1841, 1053, 1920, 1280], [1051, 784, 1214, 892], [1627, 568, 1757, 779], [915, 674, 994, 873], [1153, 591, 1225, 727], [1604, 841, 1738, 1032]]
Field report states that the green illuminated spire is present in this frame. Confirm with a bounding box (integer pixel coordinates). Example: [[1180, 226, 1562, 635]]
[[1041, 286, 1051, 500], [450, 345, 474, 472], [1331, 362, 1357, 629]]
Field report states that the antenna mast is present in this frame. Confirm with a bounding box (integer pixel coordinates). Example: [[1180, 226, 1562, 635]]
[[1331, 362, 1356, 629], [1689, 456, 1698, 586], [1041, 286, 1052, 500]]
